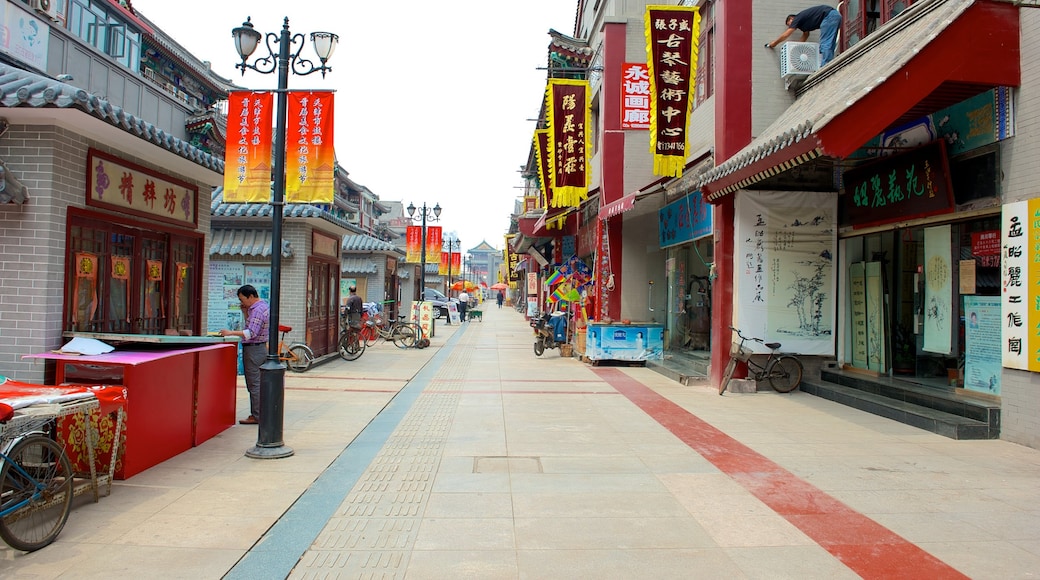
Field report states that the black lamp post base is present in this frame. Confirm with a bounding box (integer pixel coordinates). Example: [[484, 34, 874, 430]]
[[246, 444, 294, 459]]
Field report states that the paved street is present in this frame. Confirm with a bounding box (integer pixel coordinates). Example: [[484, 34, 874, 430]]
[[2, 305, 1039, 579]]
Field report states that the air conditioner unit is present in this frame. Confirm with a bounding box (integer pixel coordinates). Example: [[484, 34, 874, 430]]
[[779, 41, 820, 83], [31, 0, 59, 21]]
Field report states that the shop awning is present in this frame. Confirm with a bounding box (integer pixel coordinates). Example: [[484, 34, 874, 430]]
[[696, 0, 1020, 202], [599, 193, 637, 220]]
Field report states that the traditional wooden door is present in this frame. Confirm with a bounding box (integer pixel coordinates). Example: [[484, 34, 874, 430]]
[[306, 258, 339, 356]]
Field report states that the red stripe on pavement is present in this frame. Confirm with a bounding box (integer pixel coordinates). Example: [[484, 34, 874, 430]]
[[594, 368, 967, 580]]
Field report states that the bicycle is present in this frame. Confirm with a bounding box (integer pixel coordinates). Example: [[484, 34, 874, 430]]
[[0, 403, 74, 552], [720, 326, 803, 395], [337, 318, 365, 361], [277, 325, 314, 373], [360, 314, 420, 349]]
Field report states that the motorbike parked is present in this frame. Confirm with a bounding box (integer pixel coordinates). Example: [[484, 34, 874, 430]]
[[531, 312, 566, 356]]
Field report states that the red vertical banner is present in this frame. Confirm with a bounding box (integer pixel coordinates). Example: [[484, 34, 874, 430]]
[[223, 92, 274, 203], [285, 91, 335, 204], [621, 63, 651, 129], [645, 6, 701, 178], [425, 226, 442, 257], [451, 252, 462, 275], [406, 226, 422, 263], [546, 79, 591, 208], [439, 252, 449, 276], [533, 129, 554, 208]]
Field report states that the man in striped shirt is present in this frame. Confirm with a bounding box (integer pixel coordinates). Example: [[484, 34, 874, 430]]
[[220, 284, 270, 425]]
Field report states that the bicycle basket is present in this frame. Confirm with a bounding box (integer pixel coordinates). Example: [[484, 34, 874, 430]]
[[731, 342, 752, 362]]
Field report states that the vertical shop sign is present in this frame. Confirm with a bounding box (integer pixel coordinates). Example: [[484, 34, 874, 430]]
[[546, 79, 591, 207], [505, 234, 520, 282], [533, 129, 554, 207], [1002, 201, 1028, 369], [848, 262, 868, 370], [923, 226, 953, 354], [223, 92, 274, 203], [644, 5, 700, 178], [621, 63, 651, 129], [286, 91, 335, 204]]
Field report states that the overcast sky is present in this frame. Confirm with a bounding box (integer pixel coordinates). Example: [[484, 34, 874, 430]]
[[132, 0, 578, 252]]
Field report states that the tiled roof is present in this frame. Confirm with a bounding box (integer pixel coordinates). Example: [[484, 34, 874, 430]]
[[210, 228, 294, 258], [341, 257, 377, 274], [341, 234, 402, 254], [0, 64, 223, 173], [211, 188, 361, 232]]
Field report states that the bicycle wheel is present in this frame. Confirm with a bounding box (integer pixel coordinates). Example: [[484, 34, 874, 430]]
[[392, 324, 417, 349], [767, 355, 803, 393], [286, 345, 313, 373], [0, 436, 74, 552], [719, 357, 737, 395], [338, 330, 364, 361], [361, 324, 378, 348]]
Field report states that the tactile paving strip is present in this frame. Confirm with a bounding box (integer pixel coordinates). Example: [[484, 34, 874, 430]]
[[292, 331, 474, 578]]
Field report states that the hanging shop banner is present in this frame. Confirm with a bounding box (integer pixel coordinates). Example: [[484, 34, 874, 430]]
[[621, 62, 651, 130], [505, 234, 520, 282], [111, 256, 130, 281], [644, 5, 701, 178], [964, 295, 1002, 395], [533, 129, 554, 207], [546, 79, 591, 207], [841, 140, 955, 228], [223, 91, 274, 204], [88, 149, 199, 228], [439, 252, 449, 276], [406, 226, 422, 263], [923, 225, 953, 354], [285, 91, 335, 204], [734, 191, 836, 355], [658, 191, 712, 249], [1002, 199, 1040, 371], [425, 226, 443, 258], [848, 262, 868, 370]]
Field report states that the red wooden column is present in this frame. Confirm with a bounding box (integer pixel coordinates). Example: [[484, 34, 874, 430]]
[[599, 21, 627, 320]]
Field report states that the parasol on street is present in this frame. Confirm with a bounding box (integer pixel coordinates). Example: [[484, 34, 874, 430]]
[[490, 282, 508, 290], [450, 280, 478, 291]]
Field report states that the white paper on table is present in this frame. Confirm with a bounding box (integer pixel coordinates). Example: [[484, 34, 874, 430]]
[[58, 337, 115, 356]]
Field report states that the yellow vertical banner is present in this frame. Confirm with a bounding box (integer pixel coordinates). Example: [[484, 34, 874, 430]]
[[285, 91, 335, 204], [1028, 197, 1040, 371], [223, 92, 274, 203]]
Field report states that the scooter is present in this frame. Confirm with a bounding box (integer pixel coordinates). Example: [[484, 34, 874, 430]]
[[531, 312, 566, 356]]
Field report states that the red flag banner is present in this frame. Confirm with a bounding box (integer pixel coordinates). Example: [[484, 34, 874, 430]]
[[546, 79, 591, 208], [533, 129, 554, 208], [406, 226, 422, 263], [286, 91, 335, 204], [425, 226, 442, 257], [223, 91, 273, 203], [439, 252, 449, 276], [645, 6, 701, 178]]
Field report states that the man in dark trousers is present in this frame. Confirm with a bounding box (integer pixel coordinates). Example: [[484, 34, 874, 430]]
[[219, 284, 269, 425], [345, 286, 363, 329], [766, 5, 842, 66]]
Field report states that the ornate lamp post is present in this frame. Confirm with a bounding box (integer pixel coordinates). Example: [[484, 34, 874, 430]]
[[406, 202, 441, 299], [232, 16, 338, 459]]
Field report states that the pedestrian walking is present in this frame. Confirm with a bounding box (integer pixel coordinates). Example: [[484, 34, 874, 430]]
[[458, 290, 469, 321], [496, 290, 504, 309], [219, 284, 269, 425]]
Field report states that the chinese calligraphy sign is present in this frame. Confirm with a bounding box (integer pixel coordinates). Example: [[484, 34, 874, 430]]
[[545, 79, 591, 208], [222, 91, 273, 204], [621, 62, 650, 130], [644, 5, 701, 178], [286, 91, 335, 204], [87, 149, 198, 228]]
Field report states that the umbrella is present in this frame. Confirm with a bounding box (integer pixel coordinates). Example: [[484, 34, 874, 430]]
[[450, 280, 478, 291], [490, 282, 508, 291]]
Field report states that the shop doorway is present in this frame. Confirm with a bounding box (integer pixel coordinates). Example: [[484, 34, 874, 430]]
[[306, 258, 339, 357], [666, 237, 713, 351]]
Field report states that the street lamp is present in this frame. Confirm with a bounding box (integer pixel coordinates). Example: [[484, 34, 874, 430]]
[[232, 16, 338, 460], [442, 236, 460, 325], [406, 202, 441, 298]]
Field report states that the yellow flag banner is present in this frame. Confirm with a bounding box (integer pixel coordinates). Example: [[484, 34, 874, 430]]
[[223, 91, 273, 203], [406, 226, 422, 263], [286, 91, 335, 204], [645, 5, 701, 178], [545, 79, 591, 208], [533, 129, 554, 208]]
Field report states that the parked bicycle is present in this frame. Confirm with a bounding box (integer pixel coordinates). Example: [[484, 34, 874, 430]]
[[338, 318, 365, 361], [360, 313, 420, 349], [0, 403, 73, 552], [277, 325, 314, 373], [720, 326, 803, 395]]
